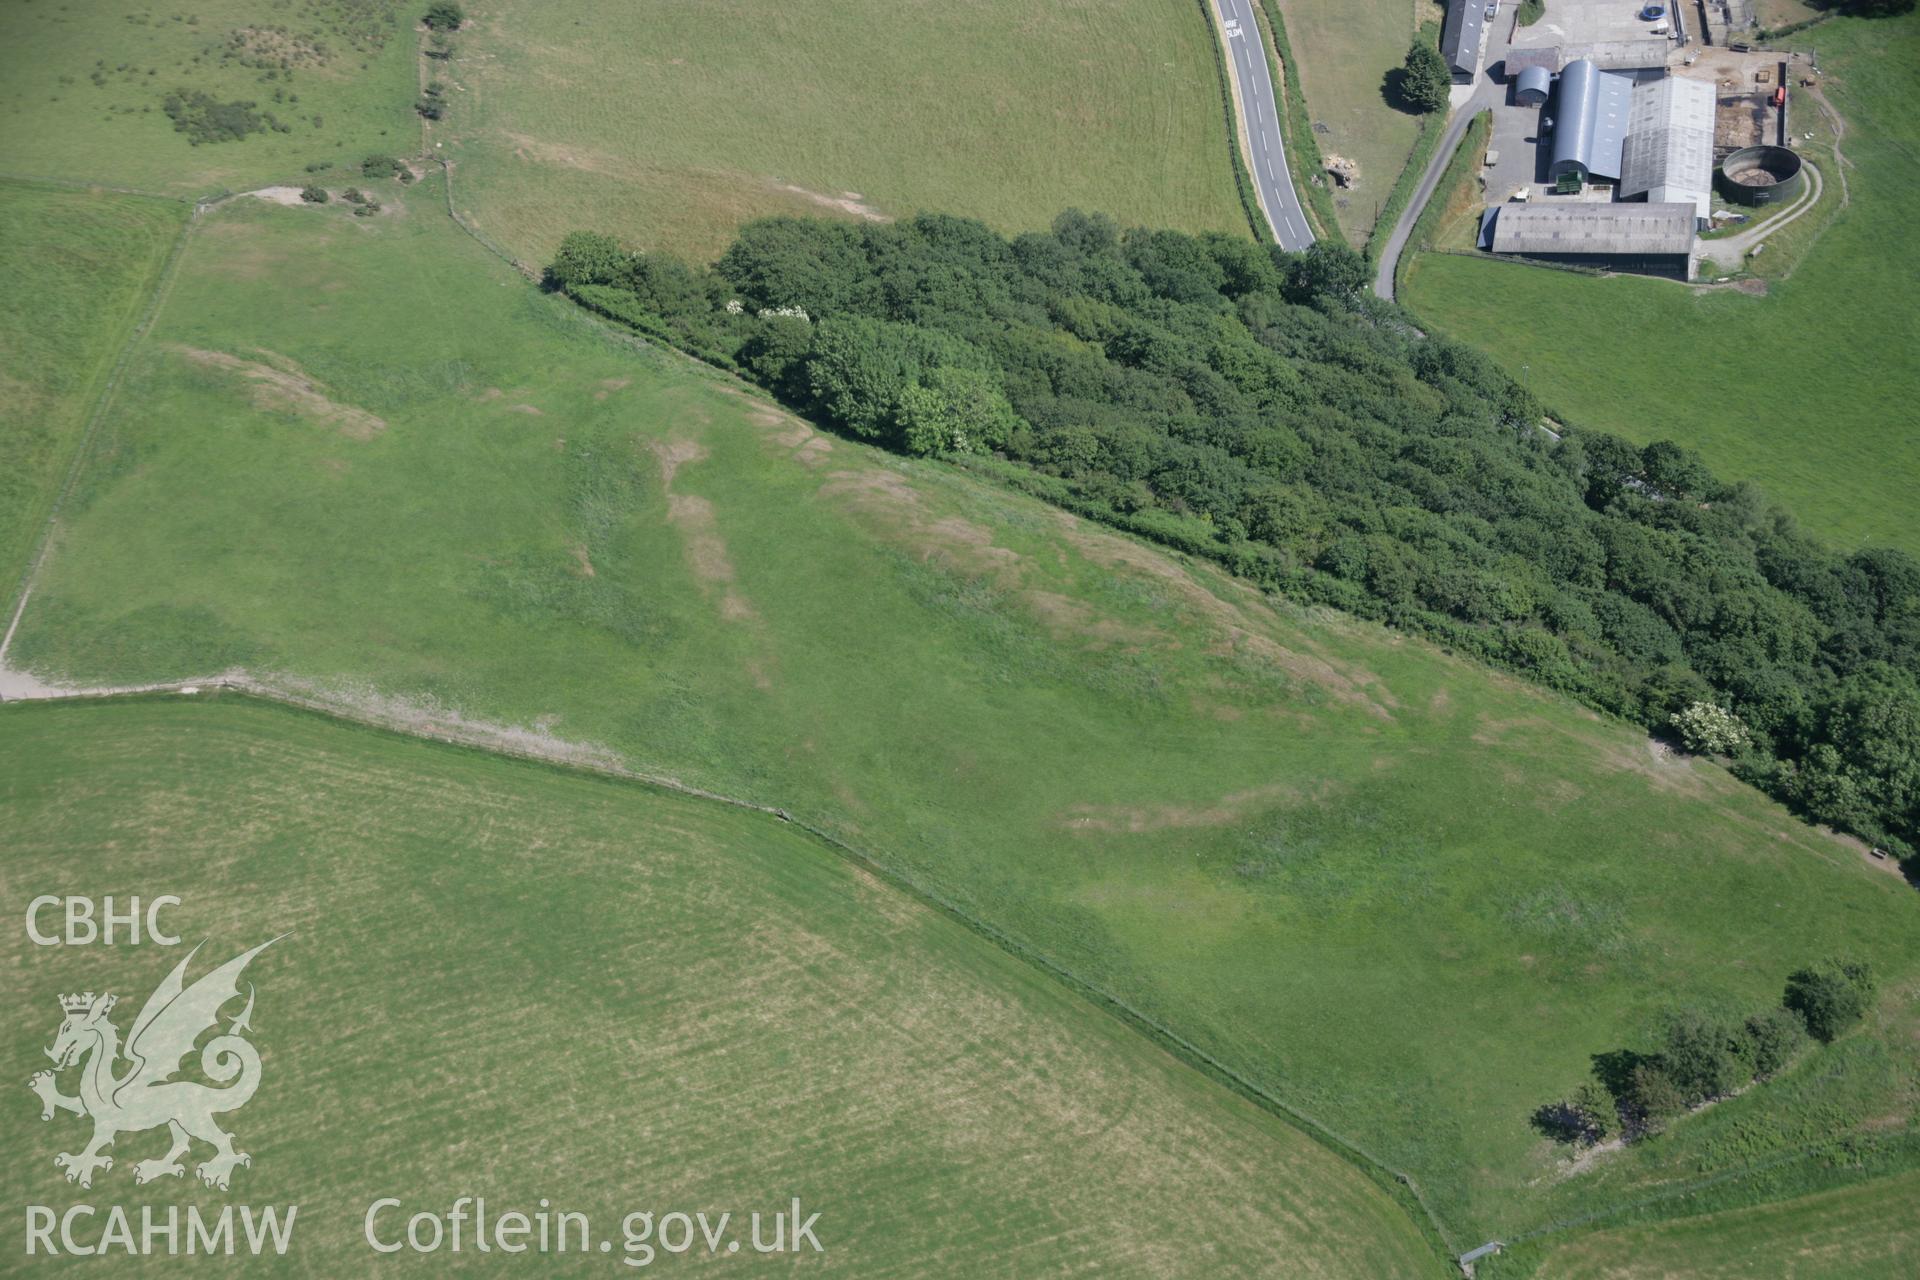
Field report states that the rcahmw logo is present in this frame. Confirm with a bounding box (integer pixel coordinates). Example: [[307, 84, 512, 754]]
[[24, 938, 299, 1259]]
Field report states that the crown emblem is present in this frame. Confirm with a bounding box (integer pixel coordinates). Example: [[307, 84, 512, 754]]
[[59, 992, 113, 1016]]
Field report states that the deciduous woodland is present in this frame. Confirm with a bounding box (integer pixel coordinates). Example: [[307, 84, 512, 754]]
[[546, 214, 1919, 865]]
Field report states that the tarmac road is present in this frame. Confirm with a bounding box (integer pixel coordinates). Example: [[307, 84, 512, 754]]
[[1212, 0, 1314, 251]]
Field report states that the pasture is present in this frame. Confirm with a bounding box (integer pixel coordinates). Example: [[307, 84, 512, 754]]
[[1277, 0, 1439, 243], [439, 0, 1249, 264], [1399, 11, 1920, 560], [1513, 1169, 1920, 1278], [0, 695, 1444, 1276], [8, 186, 1917, 1242], [0, 181, 184, 602], [0, 0, 416, 195]]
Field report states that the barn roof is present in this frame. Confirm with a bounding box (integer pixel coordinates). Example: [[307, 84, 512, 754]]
[[1489, 202, 1698, 256], [1620, 75, 1717, 219], [1550, 59, 1634, 181], [1442, 0, 1487, 77]]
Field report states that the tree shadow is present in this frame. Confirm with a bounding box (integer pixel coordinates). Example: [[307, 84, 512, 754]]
[[1381, 68, 1423, 116], [1590, 1048, 1653, 1098]]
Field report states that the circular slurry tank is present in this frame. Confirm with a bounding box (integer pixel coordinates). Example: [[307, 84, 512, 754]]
[[1717, 145, 1805, 206]]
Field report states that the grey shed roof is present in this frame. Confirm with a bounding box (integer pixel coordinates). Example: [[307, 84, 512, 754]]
[[1516, 65, 1553, 103], [1442, 0, 1487, 77], [1490, 202, 1698, 256], [1564, 38, 1674, 71], [1549, 59, 1634, 181], [1620, 75, 1717, 219], [1506, 46, 1563, 75]]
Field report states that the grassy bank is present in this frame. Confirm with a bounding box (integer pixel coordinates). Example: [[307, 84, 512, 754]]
[[1396, 109, 1488, 290]]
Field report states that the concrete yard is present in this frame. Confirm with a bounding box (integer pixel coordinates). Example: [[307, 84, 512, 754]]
[[1523, 0, 1681, 49]]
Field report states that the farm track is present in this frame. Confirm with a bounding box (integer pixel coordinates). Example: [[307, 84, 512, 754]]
[[0, 182, 229, 667]]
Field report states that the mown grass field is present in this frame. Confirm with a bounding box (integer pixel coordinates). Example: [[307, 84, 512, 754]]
[[0, 695, 1445, 1276], [1400, 11, 1920, 560], [0, 180, 184, 602], [439, 0, 1249, 264], [0, 0, 416, 195], [1518, 1168, 1920, 1279], [1278, 0, 1437, 243], [8, 185, 1917, 1243]]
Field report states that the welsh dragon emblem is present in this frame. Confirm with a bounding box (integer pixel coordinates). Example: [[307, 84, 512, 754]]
[[28, 939, 281, 1190]]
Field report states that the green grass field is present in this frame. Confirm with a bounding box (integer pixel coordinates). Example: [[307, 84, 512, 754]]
[[7, 185, 1917, 1243], [1521, 1169, 1920, 1279], [0, 181, 184, 602], [1399, 12, 1920, 560], [0, 0, 416, 195], [439, 0, 1249, 264], [1280, 0, 1437, 243], [0, 695, 1444, 1276]]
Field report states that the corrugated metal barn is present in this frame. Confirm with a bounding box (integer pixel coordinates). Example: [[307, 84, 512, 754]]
[[1485, 203, 1697, 278], [1619, 76, 1717, 220]]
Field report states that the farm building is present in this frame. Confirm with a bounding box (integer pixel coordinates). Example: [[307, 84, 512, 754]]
[[1547, 59, 1634, 184], [1483, 202, 1697, 278], [1619, 75, 1717, 219], [1505, 46, 1564, 77], [1516, 65, 1553, 107], [1441, 0, 1487, 83], [1504, 39, 1672, 76]]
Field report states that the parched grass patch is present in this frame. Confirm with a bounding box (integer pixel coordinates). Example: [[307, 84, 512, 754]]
[[442, 0, 1249, 264], [1399, 12, 1920, 560], [0, 0, 415, 195], [11, 188, 1919, 1241], [0, 695, 1443, 1277], [0, 180, 184, 598]]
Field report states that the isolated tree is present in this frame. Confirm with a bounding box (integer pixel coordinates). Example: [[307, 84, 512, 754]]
[[299, 184, 328, 203], [1743, 1006, 1808, 1079], [1784, 959, 1876, 1042], [1659, 1010, 1748, 1103], [424, 2, 464, 32], [360, 154, 400, 179], [1623, 1062, 1687, 1136], [1401, 40, 1451, 115], [1572, 1081, 1617, 1143]]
